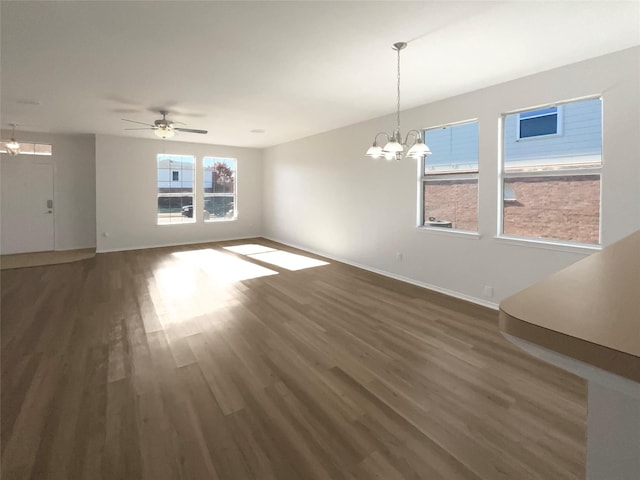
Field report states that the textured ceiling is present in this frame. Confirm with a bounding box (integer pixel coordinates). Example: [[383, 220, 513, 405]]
[[1, 1, 639, 148]]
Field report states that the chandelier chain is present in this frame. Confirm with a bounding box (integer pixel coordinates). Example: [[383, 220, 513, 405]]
[[396, 47, 401, 130]]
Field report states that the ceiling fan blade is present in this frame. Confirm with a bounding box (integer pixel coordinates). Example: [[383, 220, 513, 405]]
[[124, 127, 154, 130], [122, 118, 155, 127], [174, 128, 208, 134]]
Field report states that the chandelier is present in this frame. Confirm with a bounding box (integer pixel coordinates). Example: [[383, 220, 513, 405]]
[[5, 123, 21, 156], [366, 42, 431, 161]]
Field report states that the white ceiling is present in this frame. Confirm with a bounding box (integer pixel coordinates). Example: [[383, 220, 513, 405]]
[[1, 1, 639, 148]]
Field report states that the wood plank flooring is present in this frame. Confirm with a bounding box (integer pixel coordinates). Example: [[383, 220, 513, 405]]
[[1, 238, 586, 480]]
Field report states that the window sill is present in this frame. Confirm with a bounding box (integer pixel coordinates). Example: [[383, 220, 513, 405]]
[[417, 226, 480, 239], [495, 235, 601, 254], [204, 218, 237, 223], [157, 221, 196, 226]]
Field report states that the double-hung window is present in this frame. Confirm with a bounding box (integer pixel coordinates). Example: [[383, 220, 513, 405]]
[[501, 97, 602, 245], [422, 120, 479, 232], [203, 157, 237, 221], [157, 154, 195, 224]]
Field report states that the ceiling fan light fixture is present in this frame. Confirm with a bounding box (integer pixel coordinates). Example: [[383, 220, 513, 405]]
[[123, 111, 206, 139], [154, 127, 175, 139]]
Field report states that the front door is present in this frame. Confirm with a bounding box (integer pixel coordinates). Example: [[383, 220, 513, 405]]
[[1, 159, 55, 254]]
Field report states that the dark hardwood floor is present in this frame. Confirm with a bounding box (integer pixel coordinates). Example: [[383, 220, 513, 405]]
[[1, 238, 586, 479]]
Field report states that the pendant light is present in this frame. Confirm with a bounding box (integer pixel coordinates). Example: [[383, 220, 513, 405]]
[[366, 42, 431, 161], [6, 123, 21, 156]]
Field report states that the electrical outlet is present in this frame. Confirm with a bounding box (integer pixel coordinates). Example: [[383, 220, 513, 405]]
[[483, 285, 494, 297], [396, 252, 403, 261]]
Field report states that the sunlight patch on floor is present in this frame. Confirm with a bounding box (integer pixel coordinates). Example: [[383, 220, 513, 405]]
[[172, 249, 278, 282], [223, 244, 277, 255], [149, 249, 279, 324], [246, 250, 329, 271], [224, 244, 330, 271]]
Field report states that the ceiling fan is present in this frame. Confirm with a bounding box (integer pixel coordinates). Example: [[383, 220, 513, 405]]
[[122, 110, 207, 138]]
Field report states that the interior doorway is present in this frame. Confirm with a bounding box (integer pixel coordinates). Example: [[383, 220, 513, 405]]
[[1, 159, 55, 254]]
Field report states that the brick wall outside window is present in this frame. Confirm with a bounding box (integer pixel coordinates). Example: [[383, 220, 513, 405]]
[[423, 175, 600, 244], [503, 175, 600, 244], [423, 180, 478, 231]]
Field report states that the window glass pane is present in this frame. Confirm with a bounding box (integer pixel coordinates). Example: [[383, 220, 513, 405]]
[[35, 144, 52, 155], [423, 177, 478, 231], [203, 157, 236, 194], [519, 114, 557, 138], [204, 196, 235, 220], [503, 175, 600, 244], [424, 121, 478, 174], [505, 98, 602, 170], [157, 154, 195, 225], [20, 143, 35, 155], [157, 195, 194, 224]]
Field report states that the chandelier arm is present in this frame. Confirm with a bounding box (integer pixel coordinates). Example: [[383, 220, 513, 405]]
[[373, 132, 390, 146], [403, 129, 423, 146], [372, 132, 391, 144]]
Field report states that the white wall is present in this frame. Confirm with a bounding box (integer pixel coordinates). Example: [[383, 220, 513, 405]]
[[95, 135, 262, 252], [0, 131, 96, 252], [262, 47, 640, 307]]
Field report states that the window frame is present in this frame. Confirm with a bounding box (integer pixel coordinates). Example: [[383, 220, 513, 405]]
[[202, 156, 237, 223], [419, 119, 480, 234], [499, 97, 603, 247]]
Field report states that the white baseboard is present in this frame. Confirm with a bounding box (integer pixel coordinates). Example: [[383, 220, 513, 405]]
[[96, 234, 261, 254], [262, 235, 499, 311]]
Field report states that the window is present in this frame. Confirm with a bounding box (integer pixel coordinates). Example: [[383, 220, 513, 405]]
[[517, 106, 563, 139], [0, 141, 52, 155], [157, 154, 195, 225], [203, 157, 236, 221], [422, 121, 479, 231], [501, 97, 602, 245]]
